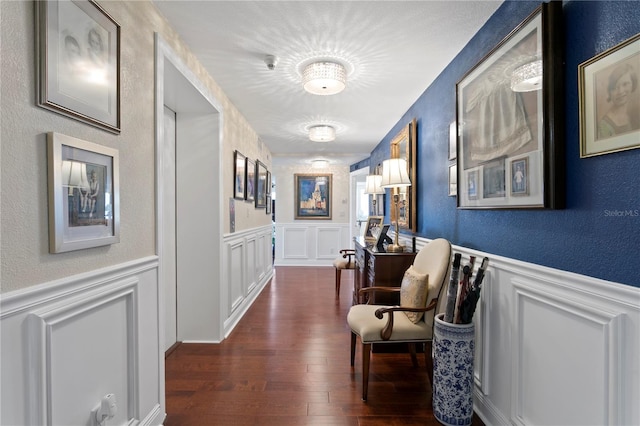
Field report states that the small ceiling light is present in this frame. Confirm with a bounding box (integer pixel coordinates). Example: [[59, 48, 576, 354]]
[[312, 159, 329, 168], [309, 125, 336, 142], [511, 59, 542, 92], [302, 61, 346, 95]]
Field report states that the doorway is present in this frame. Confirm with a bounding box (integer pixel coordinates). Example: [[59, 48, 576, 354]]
[[156, 35, 224, 349]]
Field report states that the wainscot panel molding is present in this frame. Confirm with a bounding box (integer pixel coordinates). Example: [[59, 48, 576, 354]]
[[0, 256, 165, 426], [223, 225, 274, 338], [408, 236, 640, 426], [274, 222, 351, 266]]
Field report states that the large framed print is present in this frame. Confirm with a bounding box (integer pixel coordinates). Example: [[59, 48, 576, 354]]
[[579, 33, 640, 158], [233, 151, 246, 200], [245, 158, 256, 202], [456, 2, 563, 209], [37, 0, 120, 133], [47, 132, 119, 253], [255, 160, 268, 208], [294, 174, 332, 220], [390, 118, 417, 230]]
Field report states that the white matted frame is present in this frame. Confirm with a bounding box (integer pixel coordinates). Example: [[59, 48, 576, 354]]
[[37, 0, 120, 133], [47, 132, 120, 253], [579, 33, 640, 158]]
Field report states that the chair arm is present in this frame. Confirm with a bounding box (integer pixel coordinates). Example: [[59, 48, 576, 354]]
[[357, 286, 400, 305], [340, 249, 355, 260], [374, 298, 439, 340]]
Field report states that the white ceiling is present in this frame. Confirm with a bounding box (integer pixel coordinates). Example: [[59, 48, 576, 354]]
[[154, 0, 503, 166]]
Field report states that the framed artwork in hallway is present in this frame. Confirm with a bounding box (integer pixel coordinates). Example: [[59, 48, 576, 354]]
[[233, 151, 246, 200], [37, 0, 121, 133], [245, 158, 256, 202], [294, 174, 332, 220]]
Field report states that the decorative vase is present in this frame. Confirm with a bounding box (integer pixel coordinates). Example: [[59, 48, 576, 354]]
[[432, 312, 475, 426]]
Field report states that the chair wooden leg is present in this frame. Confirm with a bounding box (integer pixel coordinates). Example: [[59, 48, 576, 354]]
[[425, 341, 434, 388], [362, 343, 371, 401], [350, 332, 357, 366], [408, 342, 418, 367], [335, 268, 341, 294]]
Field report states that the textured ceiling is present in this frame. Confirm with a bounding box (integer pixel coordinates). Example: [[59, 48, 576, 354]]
[[154, 0, 503, 166]]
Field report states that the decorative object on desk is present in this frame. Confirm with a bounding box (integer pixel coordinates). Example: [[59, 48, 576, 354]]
[[294, 173, 332, 219], [363, 216, 383, 243], [37, 0, 120, 133], [456, 2, 563, 209], [233, 151, 246, 200], [390, 119, 417, 231], [374, 224, 391, 250], [433, 313, 475, 426], [364, 171, 385, 216], [381, 158, 411, 252], [578, 32, 640, 158], [245, 158, 256, 202], [255, 160, 268, 208], [347, 238, 452, 401], [47, 132, 119, 253]]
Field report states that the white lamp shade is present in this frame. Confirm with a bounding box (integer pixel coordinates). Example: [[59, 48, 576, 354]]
[[309, 125, 335, 142], [364, 174, 385, 194], [380, 158, 411, 188], [302, 61, 346, 95], [511, 59, 542, 92], [61, 160, 89, 188]]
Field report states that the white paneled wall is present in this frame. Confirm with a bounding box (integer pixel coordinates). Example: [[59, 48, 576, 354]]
[[404, 236, 640, 426], [0, 257, 163, 426], [274, 222, 352, 266]]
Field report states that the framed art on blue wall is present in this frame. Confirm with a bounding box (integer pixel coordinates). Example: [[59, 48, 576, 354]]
[[456, 2, 563, 209], [578, 32, 640, 158], [37, 0, 121, 133], [294, 173, 332, 220]]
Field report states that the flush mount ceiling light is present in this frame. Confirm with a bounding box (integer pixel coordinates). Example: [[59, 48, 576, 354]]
[[309, 125, 336, 142], [302, 61, 346, 95], [311, 159, 329, 168], [511, 59, 542, 92]]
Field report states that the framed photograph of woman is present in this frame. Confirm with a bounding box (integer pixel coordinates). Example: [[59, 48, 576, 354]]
[[47, 132, 120, 253], [37, 0, 120, 133], [579, 33, 640, 157]]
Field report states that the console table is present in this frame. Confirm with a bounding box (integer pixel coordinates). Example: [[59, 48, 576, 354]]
[[353, 237, 417, 305]]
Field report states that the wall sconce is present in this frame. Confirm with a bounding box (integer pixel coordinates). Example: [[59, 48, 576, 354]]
[[380, 158, 411, 252]]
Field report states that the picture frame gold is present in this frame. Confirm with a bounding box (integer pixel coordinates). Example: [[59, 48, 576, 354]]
[[47, 132, 120, 253], [578, 32, 640, 158], [389, 118, 417, 231]]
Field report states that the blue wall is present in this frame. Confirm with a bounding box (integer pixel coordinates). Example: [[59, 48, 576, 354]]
[[356, 1, 640, 287]]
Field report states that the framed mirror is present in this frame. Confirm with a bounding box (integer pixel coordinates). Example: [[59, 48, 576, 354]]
[[390, 118, 417, 232]]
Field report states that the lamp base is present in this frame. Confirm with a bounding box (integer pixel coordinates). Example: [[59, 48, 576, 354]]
[[386, 244, 404, 253]]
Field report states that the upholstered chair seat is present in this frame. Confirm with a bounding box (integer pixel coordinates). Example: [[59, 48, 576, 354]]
[[332, 249, 355, 295]]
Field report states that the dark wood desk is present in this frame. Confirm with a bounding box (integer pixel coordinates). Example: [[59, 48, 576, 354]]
[[353, 237, 417, 305]]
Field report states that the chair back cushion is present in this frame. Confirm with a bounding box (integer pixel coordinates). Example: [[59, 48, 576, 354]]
[[400, 266, 429, 323], [411, 239, 452, 324]]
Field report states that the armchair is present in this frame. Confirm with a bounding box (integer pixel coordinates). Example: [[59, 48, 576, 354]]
[[347, 238, 452, 401], [332, 249, 355, 295]]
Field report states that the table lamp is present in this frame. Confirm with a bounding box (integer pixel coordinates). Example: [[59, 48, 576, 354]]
[[364, 173, 385, 215], [380, 158, 411, 252]]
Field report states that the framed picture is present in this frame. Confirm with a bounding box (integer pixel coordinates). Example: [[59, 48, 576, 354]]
[[233, 151, 246, 200], [37, 0, 120, 133], [294, 173, 332, 220], [510, 157, 529, 196], [375, 224, 391, 250], [47, 132, 119, 253], [448, 164, 457, 197], [363, 216, 384, 242], [255, 161, 268, 208], [449, 121, 457, 160], [265, 195, 272, 215], [245, 158, 256, 202], [390, 118, 417, 231], [456, 2, 563, 209], [579, 33, 640, 157]]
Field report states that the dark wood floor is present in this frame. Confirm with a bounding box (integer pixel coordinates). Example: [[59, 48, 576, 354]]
[[164, 266, 485, 425]]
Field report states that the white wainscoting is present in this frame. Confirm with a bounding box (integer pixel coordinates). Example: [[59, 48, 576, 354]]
[[0, 257, 164, 426], [406, 236, 640, 426], [274, 222, 352, 266], [222, 225, 274, 338]]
